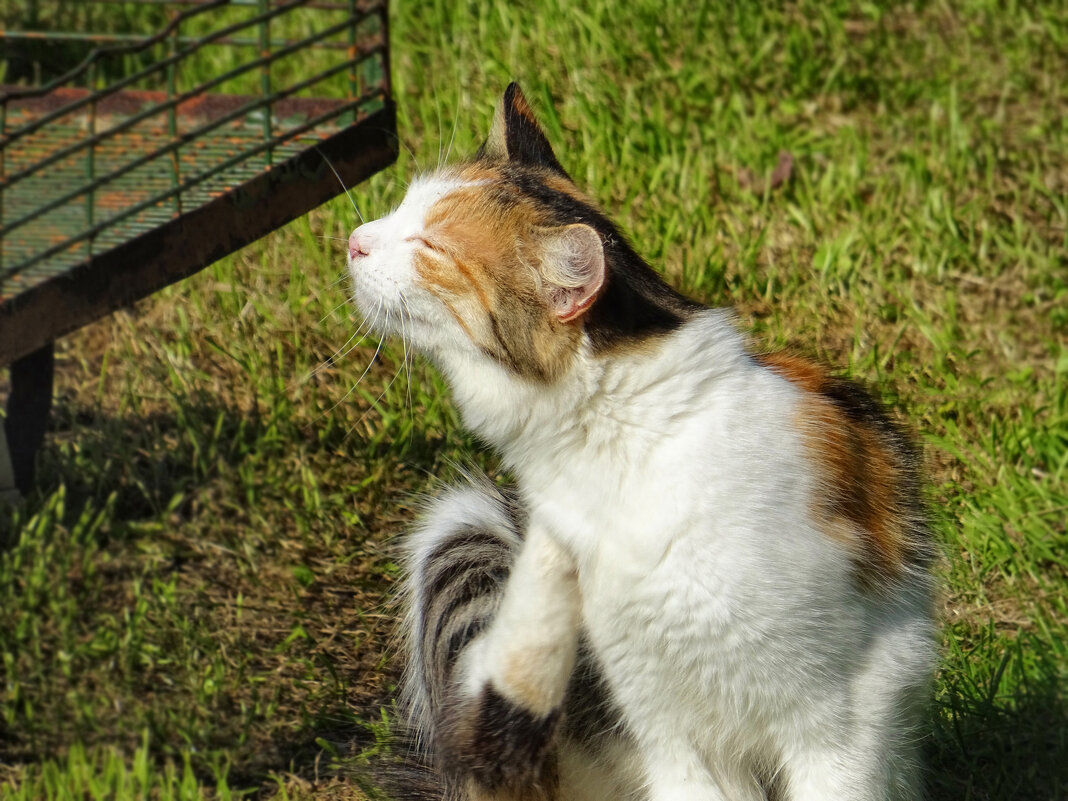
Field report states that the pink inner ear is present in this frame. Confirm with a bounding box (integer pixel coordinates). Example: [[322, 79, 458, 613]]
[[549, 224, 605, 323], [556, 288, 598, 322]]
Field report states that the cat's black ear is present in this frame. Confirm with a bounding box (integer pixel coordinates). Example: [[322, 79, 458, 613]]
[[543, 224, 605, 322], [477, 83, 568, 177]]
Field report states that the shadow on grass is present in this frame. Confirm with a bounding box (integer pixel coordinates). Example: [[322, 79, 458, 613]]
[[273, 643, 1068, 801], [246, 701, 393, 796], [8, 399, 1064, 799], [1, 384, 455, 538], [927, 640, 1067, 801], [0, 391, 444, 796]]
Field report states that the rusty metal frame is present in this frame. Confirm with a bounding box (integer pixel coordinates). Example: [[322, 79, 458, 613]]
[[0, 103, 396, 365], [0, 0, 397, 493], [0, 0, 397, 366]]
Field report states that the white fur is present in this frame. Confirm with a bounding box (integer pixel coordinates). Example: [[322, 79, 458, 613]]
[[352, 189, 936, 801], [348, 172, 476, 350]]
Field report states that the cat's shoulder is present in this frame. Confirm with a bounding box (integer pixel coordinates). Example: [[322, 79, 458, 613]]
[[753, 349, 932, 587]]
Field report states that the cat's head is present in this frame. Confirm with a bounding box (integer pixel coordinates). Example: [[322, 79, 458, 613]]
[[347, 83, 696, 385]]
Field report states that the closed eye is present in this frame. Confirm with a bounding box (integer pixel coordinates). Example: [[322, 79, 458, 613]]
[[405, 235, 442, 253]]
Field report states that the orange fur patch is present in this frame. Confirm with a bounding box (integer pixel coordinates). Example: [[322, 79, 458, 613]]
[[759, 353, 911, 585], [414, 172, 584, 382]]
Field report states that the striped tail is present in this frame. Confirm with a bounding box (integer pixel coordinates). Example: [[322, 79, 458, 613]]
[[398, 481, 561, 801]]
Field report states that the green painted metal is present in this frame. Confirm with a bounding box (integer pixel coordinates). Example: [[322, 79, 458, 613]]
[[0, 0, 394, 365]]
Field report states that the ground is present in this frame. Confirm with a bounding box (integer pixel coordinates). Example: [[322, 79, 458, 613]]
[[1, 1, 1065, 799]]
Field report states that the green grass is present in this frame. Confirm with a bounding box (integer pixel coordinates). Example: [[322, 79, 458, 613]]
[[0, 731, 239, 801], [2, 1, 1066, 799]]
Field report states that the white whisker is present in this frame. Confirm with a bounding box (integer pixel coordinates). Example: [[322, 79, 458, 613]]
[[437, 104, 445, 170], [390, 131, 421, 176], [397, 292, 416, 437], [319, 297, 353, 325], [444, 91, 461, 164], [317, 147, 364, 223], [325, 269, 356, 290], [325, 311, 388, 418], [299, 303, 382, 391], [347, 336, 410, 438]]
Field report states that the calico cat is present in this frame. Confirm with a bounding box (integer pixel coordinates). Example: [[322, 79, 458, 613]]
[[347, 83, 937, 801]]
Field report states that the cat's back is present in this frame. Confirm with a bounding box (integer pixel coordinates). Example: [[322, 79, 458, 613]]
[[533, 311, 932, 597], [557, 318, 937, 764]]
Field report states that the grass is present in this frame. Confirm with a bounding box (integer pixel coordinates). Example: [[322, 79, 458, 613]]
[[1, 0, 1066, 799]]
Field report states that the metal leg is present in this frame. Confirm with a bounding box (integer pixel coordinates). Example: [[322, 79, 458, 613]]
[[0, 416, 18, 503], [3, 342, 55, 496]]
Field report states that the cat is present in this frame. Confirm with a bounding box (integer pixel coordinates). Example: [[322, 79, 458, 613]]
[[346, 83, 938, 801]]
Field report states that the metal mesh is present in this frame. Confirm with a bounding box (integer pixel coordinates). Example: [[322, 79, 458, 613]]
[[0, 0, 389, 302]]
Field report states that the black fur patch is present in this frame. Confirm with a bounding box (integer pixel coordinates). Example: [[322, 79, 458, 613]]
[[476, 82, 569, 179], [422, 532, 510, 602], [428, 569, 504, 652], [505, 168, 702, 350], [819, 375, 934, 570], [501, 83, 568, 177], [440, 684, 561, 793], [562, 640, 626, 746]]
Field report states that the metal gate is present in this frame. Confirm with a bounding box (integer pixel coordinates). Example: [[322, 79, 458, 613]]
[[0, 0, 397, 493]]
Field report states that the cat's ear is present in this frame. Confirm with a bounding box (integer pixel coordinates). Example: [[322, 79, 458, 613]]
[[477, 83, 568, 177], [542, 224, 605, 322]]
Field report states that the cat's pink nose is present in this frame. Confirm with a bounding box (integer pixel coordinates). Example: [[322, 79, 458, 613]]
[[348, 228, 372, 259]]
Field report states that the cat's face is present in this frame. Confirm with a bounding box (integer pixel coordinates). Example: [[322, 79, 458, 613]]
[[347, 84, 606, 384]]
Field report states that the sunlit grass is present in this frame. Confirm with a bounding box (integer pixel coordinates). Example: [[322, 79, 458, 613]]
[[1, 1, 1065, 799]]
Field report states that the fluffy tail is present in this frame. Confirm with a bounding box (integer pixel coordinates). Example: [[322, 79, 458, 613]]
[[393, 481, 560, 801], [402, 482, 522, 745]]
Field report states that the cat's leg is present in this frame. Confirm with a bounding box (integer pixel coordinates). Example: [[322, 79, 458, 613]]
[[778, 742, 861, 800], [778, 697, 926, 801], [638, 737, 764, 801], [443, 517, 582, 786], [402, 482, 581, 799], [780, 624, 932, 801], [782, 735, 922, 801]]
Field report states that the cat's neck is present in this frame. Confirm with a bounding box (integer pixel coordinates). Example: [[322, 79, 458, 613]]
[[438, 309, 747, 477]]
